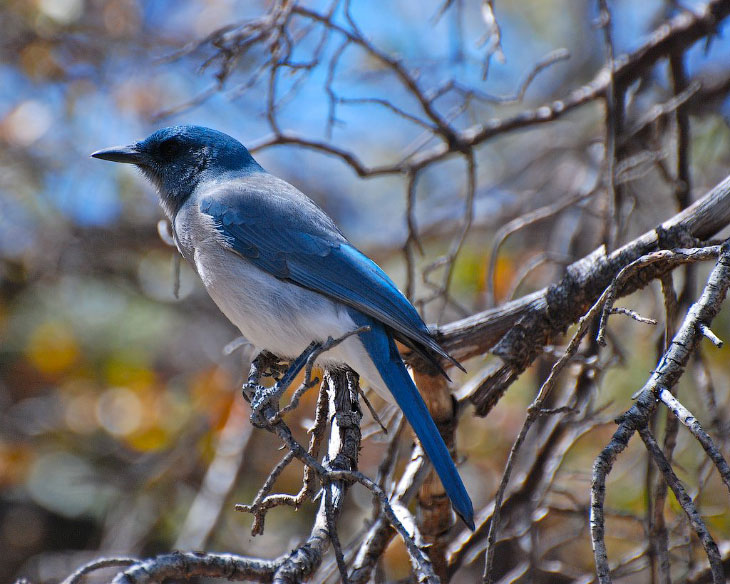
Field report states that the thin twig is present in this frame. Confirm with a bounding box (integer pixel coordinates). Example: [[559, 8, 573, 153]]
[[486, 186, 599, 307], [61, 557, 138, 584], [658, 388, 730, 494], [597, 246, 721, 345], [639, 426, 724, 582]]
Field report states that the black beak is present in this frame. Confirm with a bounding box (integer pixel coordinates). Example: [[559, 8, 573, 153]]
[[91, 144, 147, 164]]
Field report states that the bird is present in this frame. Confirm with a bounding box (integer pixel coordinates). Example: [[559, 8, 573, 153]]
[[91, 125, 474, 529]]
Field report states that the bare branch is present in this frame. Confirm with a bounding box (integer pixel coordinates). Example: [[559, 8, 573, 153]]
[[639, 426, 724, 582], [438, 174, 730, 415], [597, 0, 623, 250], [61, 557, 137, 584], [485, 186, 599, 307], [659, 388, 730, 494], [597, 246, 721, 345], [608, 306, 657, 326], [111, 551, 277, 583], [591, 241, 730, 583]]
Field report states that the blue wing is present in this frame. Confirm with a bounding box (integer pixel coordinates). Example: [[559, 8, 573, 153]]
[[198, 176, 455, 365]]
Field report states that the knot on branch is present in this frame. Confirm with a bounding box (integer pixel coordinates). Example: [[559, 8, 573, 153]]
[[655, 223, 698, 250], [492, 311, 549, 365], [333, 410, 360, 429]]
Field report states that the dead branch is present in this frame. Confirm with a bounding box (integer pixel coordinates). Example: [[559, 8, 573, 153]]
[[639, 427, 723, 582], [436, 173, 730, 415], [591, 241, 730, 583]]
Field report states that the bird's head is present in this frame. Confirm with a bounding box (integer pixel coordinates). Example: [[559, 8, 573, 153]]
[[92, 125, 261, 216]]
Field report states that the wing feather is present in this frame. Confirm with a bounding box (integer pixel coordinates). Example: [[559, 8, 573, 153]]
[[198, 177, 458, 369]]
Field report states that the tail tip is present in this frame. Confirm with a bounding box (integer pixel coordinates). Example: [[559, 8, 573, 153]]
[[456, 506, 475, 531]]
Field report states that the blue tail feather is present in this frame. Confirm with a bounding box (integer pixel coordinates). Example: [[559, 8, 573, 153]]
[[350, 312, 475, 530]]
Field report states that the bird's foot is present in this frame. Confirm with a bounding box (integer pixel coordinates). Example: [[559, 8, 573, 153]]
[[245, 342, 320, 428], [248, 383, 283, 428]]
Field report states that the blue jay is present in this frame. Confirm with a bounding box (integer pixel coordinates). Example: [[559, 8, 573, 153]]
[[92, 125, 474, 529]]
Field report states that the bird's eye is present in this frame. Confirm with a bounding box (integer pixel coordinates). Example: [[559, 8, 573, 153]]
[[159, 138, 183, 158]]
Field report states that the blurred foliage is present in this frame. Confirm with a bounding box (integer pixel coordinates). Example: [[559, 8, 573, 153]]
[[1, 0, 730, 583]]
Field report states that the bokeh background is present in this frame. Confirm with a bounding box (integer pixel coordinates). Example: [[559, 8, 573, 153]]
[[2, 0, 730, 582]]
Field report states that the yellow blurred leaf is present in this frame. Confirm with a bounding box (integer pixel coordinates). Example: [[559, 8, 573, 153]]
[[125, 426, 171, 452], [104, 356, 156, 389], [26, 321, 80, 377]]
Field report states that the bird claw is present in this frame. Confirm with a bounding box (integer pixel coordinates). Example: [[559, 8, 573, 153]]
[[248, 382, 286, 428], [244, 341, 321, 428]]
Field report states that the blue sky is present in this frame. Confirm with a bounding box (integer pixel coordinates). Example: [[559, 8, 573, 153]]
[[1, 0, 729, 254]]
